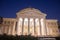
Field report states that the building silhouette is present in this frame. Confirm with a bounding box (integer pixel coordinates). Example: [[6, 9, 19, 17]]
[[0, 8, 59, 40]]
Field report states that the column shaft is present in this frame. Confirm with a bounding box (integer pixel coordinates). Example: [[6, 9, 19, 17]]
[[8, 26, 11, 35], [28, 18, 30, 35], [12, 22, 16, 35], [34, 19, 35, 36], [40, 18, 46, 36], [22, 18, 24, 35], [39, 19, 42, 35]]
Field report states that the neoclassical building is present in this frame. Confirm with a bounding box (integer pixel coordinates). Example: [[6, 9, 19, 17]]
[[0, 8, 59, 37]]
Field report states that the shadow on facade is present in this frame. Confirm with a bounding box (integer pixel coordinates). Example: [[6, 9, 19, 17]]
[[0, 16, 3, 24], [0, 34, 38, 40], [0, 34, 60, 40]]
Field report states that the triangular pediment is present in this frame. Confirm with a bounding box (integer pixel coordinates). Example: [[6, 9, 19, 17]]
[[16, 8, 47, 18]]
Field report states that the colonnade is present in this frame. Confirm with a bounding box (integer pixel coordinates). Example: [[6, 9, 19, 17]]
[[16, 18, 47, 36], [0, 18, 47, 37], [0, 21, 16, 35]]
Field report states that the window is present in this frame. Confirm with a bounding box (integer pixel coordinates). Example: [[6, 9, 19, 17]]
[[11, 21, 14, 24], [4, 21, 11, 25], [7, 21, 10, 24], [4, 21, 6, 24]]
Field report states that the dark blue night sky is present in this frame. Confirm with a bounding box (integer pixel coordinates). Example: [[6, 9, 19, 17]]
[[0, 0, 60, 21]]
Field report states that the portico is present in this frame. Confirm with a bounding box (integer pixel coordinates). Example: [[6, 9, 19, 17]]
[[16, 8, 47, 37]]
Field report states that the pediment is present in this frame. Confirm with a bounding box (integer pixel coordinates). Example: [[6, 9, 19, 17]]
[[16, 8, 47, 18]]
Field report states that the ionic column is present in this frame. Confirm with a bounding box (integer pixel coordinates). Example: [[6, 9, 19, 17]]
[[33, 18, 35, 36], [6, 26, 8, 35], [29, 18, 34, 36], [16, 20, 19, 35], [39, 19, 42, 36], [8, 26, 12, 35], [10, 26, 12, 35], [28, 18, 30, 35], [12, 21, 16, 35], [8, 26, 11, 35], [23, 18, 28, 35], [19, 18, 23, 35], [16, 18, 23, 35], [3, 26, 5, 34], [34, 18, 40, 37], [4, 26, 7, 34], [40, 18, 46, 36], [34, 18, 35, 36], [37, 19, 40, 36], [22, 18, 24, 35]]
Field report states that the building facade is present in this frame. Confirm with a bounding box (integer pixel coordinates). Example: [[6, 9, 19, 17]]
[[0, 8, 59, 37]]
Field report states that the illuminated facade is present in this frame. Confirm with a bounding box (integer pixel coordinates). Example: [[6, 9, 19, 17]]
[[0, 8, 59, 37]]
